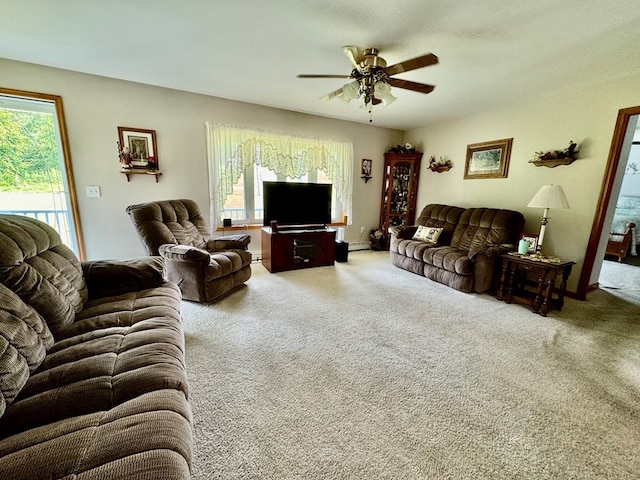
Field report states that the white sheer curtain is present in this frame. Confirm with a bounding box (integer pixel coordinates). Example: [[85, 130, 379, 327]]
[[206, 123, 353, 228]]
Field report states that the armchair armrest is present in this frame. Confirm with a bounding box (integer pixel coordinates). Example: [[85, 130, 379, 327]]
[[389, 225, 418, 240], [82, 257, 165, 300], [207, 234, 251, 251], [159, 244, 211, 265]]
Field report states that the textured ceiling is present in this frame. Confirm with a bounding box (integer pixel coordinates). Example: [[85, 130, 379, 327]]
[[2, 0, 640, 130]]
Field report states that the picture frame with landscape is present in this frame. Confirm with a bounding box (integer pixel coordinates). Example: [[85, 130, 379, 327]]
[[464, 138, 513, 179]]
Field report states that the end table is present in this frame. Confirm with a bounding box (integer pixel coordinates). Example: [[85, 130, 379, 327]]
[[497, 254, 575, 316]]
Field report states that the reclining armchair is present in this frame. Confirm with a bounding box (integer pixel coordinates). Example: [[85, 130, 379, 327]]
[[126, 199, 252, 302]]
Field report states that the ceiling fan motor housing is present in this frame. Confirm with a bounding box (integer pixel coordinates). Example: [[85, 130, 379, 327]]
[[360, 48, 387, 69]]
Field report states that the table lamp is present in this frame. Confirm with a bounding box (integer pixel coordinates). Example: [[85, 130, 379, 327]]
[[527, 184, 570, 253]]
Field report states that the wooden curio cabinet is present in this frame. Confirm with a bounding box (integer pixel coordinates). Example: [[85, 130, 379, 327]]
[[379, 152, 422, 248]]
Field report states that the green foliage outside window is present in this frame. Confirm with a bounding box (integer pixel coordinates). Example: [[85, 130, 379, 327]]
[[0, 108, 62, 192]]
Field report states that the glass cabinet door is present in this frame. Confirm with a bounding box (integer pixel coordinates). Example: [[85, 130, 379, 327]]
[[379, 153, 422, 247]]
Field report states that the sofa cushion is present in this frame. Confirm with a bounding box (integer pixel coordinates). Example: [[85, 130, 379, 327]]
[[0, 285, 54, 417], [451, 208, 525, 252], [422, 246, 474, 276], [415, 204, 465, 246], [0, 389, 192, 480], [0, 215, 87, 338], [205, 250, 252, 282], [0, 283, 188, 438]]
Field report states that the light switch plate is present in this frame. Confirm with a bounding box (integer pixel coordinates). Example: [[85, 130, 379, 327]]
[[85, 185, 101, 197]]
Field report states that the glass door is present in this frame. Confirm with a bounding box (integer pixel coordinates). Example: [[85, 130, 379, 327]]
[[0, 88, 84, 258]]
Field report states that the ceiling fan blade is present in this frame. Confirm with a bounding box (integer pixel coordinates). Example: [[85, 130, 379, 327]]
[[387, 78, 435, 94], [297, 74, 351, 78], [320, 87, 345, 101], [384, 53, 439, 76]]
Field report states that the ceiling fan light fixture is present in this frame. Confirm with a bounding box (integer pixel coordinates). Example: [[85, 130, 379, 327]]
[[299, 46, 438, 120], [337, 81, 360, 104], [374, 81, 397, 106]]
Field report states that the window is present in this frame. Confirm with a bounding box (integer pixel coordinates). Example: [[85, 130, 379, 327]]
[[0, 88, 84, 258], [206, 123, 353, 228]]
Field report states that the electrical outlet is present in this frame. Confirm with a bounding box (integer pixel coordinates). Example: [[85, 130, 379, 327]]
[[360, 226, 365, 234], [85, 185, 101, 197]]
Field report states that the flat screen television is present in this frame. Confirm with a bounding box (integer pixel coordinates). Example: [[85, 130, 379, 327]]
[[263, 181, 332, 227]]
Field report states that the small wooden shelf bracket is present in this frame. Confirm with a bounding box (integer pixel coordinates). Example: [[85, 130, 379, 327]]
[[121, 170, 162, 183]]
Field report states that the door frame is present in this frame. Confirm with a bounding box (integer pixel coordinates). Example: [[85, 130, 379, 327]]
[[577, 105, 640, 299]]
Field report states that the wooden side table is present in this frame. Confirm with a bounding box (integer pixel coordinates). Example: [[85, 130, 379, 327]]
[[497, 254, 575, 316]]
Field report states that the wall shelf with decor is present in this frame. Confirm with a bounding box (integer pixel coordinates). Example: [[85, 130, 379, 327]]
[[529, 141, 578, 168], [117, 126, 161, 182], [428, 156, 453, 173], [121, 170, 162, 182]]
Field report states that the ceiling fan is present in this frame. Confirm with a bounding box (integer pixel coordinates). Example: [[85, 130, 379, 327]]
[[297, 46, 438, 113]]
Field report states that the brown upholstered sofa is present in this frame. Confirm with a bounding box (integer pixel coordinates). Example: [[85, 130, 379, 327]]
[[0, 215, 192, 479], [127, 199, 252, 302], [389, 204, 525, 293]]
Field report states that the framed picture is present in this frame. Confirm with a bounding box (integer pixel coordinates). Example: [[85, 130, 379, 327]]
[[520, 233, 539, 253], [361, 158, 372, 176], [118, 127, 158, 169], [464, 138, 512, 179]]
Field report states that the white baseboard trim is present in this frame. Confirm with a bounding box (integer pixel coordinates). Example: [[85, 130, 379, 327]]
[[348, 242, 371, 251]]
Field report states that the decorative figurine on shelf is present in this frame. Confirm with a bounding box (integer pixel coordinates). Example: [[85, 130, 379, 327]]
[[117, 141, 132, 169], [530, 141, 579, 167], [428, 155, 453, 173], [146, 156, 158, 170], [389, 143, 417, 154]]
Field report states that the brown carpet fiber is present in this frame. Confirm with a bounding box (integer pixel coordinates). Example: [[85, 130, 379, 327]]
[[182, 250, 640, 479]]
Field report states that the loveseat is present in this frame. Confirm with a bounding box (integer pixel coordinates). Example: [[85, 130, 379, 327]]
[[0, 215, 192, 479], [389, 204, 525, 293]]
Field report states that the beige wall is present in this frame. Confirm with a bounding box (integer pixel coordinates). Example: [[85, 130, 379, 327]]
[[3, 58, 639, 292], [0, 58, 403, 259], [406, 74, 640, 292]]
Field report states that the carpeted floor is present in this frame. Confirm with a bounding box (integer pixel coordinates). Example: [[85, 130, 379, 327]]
[[182, 251, 640, 479]]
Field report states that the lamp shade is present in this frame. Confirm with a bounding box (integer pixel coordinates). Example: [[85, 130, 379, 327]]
[[527, 185, 570, 209]]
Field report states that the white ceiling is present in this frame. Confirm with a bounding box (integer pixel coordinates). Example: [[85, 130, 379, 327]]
[[2, 0, 640, 130]]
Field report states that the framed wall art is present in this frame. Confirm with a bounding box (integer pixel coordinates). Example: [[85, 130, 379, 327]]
[[361, 158, 372, 182], [117, 127, 158, 169], [464, 138, 512, 179]]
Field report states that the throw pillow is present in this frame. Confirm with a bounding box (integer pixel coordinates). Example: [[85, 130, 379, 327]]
[[412, 226, 443, 243]]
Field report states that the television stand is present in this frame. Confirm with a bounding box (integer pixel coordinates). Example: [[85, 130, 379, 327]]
[[276, 224, 327, 232], [261, 227, 336, 273]]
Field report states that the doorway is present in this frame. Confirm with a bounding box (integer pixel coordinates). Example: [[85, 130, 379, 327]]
[[0, 87, 84, 259], [578, 106, 640, 300]]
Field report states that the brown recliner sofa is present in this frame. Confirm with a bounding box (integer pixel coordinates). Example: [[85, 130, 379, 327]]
[[0, 215, 192, 479], [389, 204, 525, 293], [126, 199, 252, 302]]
